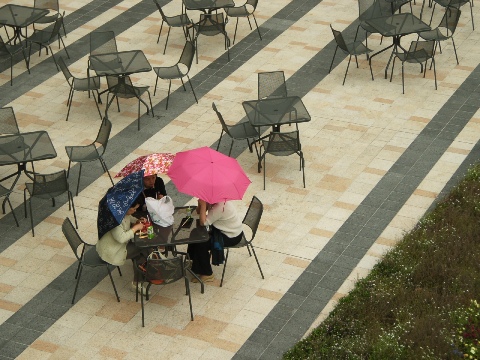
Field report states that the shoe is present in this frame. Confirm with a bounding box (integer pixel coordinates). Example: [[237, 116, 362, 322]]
[[130, 282, 147, 296], [191, 274, 214, 283]]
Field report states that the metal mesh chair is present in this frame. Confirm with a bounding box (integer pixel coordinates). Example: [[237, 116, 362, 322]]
[[153, 40, 197, 110], [259, 130, 305, 189], [105, 76, 153, 130], [65, 118, 114, 196], [135, 254, 193, 326], [225, 0, 262, 44], [26, 15, 69, 71], [58, 56, 102, 122], [193, 13, 230, 63], [419, 7, 461, 65], [257, 70, 287, 99], [153, 0, 193, 54], [62, 217, 121, 304], [390, 40, 437, 94], [213, 102, 259, 156], [89, 31, 117, 56], [24, 170, 77, 236], [0, 35, 30, 86], [329, 25, 373, 85], [220, 196, 264, 287], [0, 184, 18, 227], [355, 0, 383, 46], [429, 0, 473, 30], [33, 0, 67, 41], [0, 107, 20, 134]]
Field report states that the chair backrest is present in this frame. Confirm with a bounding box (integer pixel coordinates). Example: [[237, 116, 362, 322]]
[[90, 31, 117, 56], [440, 7, 461, 35], [212, 102, 232, 136], [0, 107, 20, 134], [49, 15, 64, 39], [58, 56, 73, 83], [31, 170, 69, 198], [62, 217, 84, 261], [0, 35, 12, 56], [242, 196, 263, 242], [258, 71, 287, 99], [153, 0, 168, 22], [95, 118, 112, 154], [34, 0, 60, 12], [405, 40, 435, 62], [330, 25, 349, 53], [197, 13, 226, 36], [264, 130, 301, 156], [179, 41, 195, 71], [246, 0, 259, 9], [358, 0, 382, 20], [145, 256, 184, 285]]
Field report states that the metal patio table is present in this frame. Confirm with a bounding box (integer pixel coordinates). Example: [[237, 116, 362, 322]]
[[0, 4, 48, 44], [366, 13, 430, 79], [89, 50, 152, 117], [182, 0, 235, 13], [134, 206, 210, 293], [0, 130, 56, 212]]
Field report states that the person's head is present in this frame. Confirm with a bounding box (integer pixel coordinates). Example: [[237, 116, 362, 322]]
[[143, 174, 157, 189], [126, 201, 140, 215]]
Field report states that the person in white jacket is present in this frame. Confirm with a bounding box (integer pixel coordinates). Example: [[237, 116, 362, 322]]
[[96, 201, 147, 293]]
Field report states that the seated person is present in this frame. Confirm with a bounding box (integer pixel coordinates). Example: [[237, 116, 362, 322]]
[[96, 200, 148, 293], [187, 199, 244, 282], [136, 174, 167, 210]]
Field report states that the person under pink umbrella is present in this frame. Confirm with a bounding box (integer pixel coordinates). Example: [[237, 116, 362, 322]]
[[188, 199, 244, 283]]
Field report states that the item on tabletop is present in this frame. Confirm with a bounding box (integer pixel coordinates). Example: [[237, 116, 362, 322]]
[[97, 170, 144, 239], [167, 147, 251, 204], [115, 153, 175, 177], [145, 195, 175, 227]]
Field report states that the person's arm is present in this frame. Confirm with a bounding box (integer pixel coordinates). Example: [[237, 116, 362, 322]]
[[198, 199, 207, 226], [110, 222, 142, 244]]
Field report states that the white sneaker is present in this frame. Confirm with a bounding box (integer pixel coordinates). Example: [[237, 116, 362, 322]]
[[130, 282, 147, 296]]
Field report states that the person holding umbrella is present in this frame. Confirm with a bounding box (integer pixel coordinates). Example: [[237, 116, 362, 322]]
[[188, 199, 244, 282], [136, 174, 167, 210], [97, 171, 150, 294]]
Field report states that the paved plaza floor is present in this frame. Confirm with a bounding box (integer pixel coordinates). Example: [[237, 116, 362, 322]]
[[0, 0, 479, 358]]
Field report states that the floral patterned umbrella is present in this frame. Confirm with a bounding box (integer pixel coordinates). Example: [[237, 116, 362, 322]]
[[115, 153, 175, 178]]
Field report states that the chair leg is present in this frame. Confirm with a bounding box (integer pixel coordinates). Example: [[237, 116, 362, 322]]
[[28, 197, 34, 237], [329, 47, 338, 73], [228, 139, 234, 156], [69, 191, 78, 229], [432, 58, 437, 90], [252, 14, 261, 41], [157, 20, 164, 44], [401, 63, 405, 94], [93, 91, 103, 121], [343, 55, 352, 85], [76, 163, 82, 196], [141, 283, 145, 327], [99, 158, 114, 186], [67, 160, 72, 178], [66, 88, 74, 121], [166, 80, 172, 110], [184, 276, 194, 320], [216, 130, 224, 151], [154, 76, 159, 96], [250, 245, 264, 279], [233, 18, 239, 44], [106, 266, 120, 302], [6, 197, 19, 227], [72, 264, 83, 304], [220, 248, 229, 287], [451, 38, 459, 65], [187, 75, 198, 104], [164, 27, 171, 54]]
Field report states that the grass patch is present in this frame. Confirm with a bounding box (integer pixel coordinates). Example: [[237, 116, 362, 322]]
[[284, 164, 480, 359]]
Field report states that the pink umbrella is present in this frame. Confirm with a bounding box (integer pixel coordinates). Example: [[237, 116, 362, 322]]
[[115, 153, 175, 178], [167, 147, 251, 204]]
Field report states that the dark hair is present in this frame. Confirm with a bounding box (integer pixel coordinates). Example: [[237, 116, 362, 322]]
[[130, 198, 141, 208]]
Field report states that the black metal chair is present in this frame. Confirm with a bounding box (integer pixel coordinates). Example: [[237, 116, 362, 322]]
[[225, 0, 262, 44], [193, 13, 230, 63], [0, 35, 30, 86], [220, 196, 264, 287], [105, 76, 153, 130], [26, 15, 69, 71], [153, 40, 197, 110], [33, 0, 68, 42], [58, 56, 102, 122], [213, 102, 258, 156], [390, 40, 437, 94], [62, 217, 121, 304], [329, 25, 373, 85], [355, 0, 383, 47], [418, 7, 461, 65], [65, 118, 114, 196], [429, 0, 473, 30], [0, 184, 19, 227], [258, 70, 287, 99], [259, 130, 305, 190], [153, 0, 193, 54], [24, 170, 77, 237], [135, 254, 193, 326], [0, 107, 20, 134]]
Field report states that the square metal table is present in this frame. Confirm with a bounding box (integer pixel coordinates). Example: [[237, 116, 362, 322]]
[[89, 50, 152, 117], [0, 4, 48, 44], [0, 130, 56, 212], [182, 0, 235, 13], [242, 96, 311, 131], [134, 206, 210, 293], [366, 13, 430, 79]]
